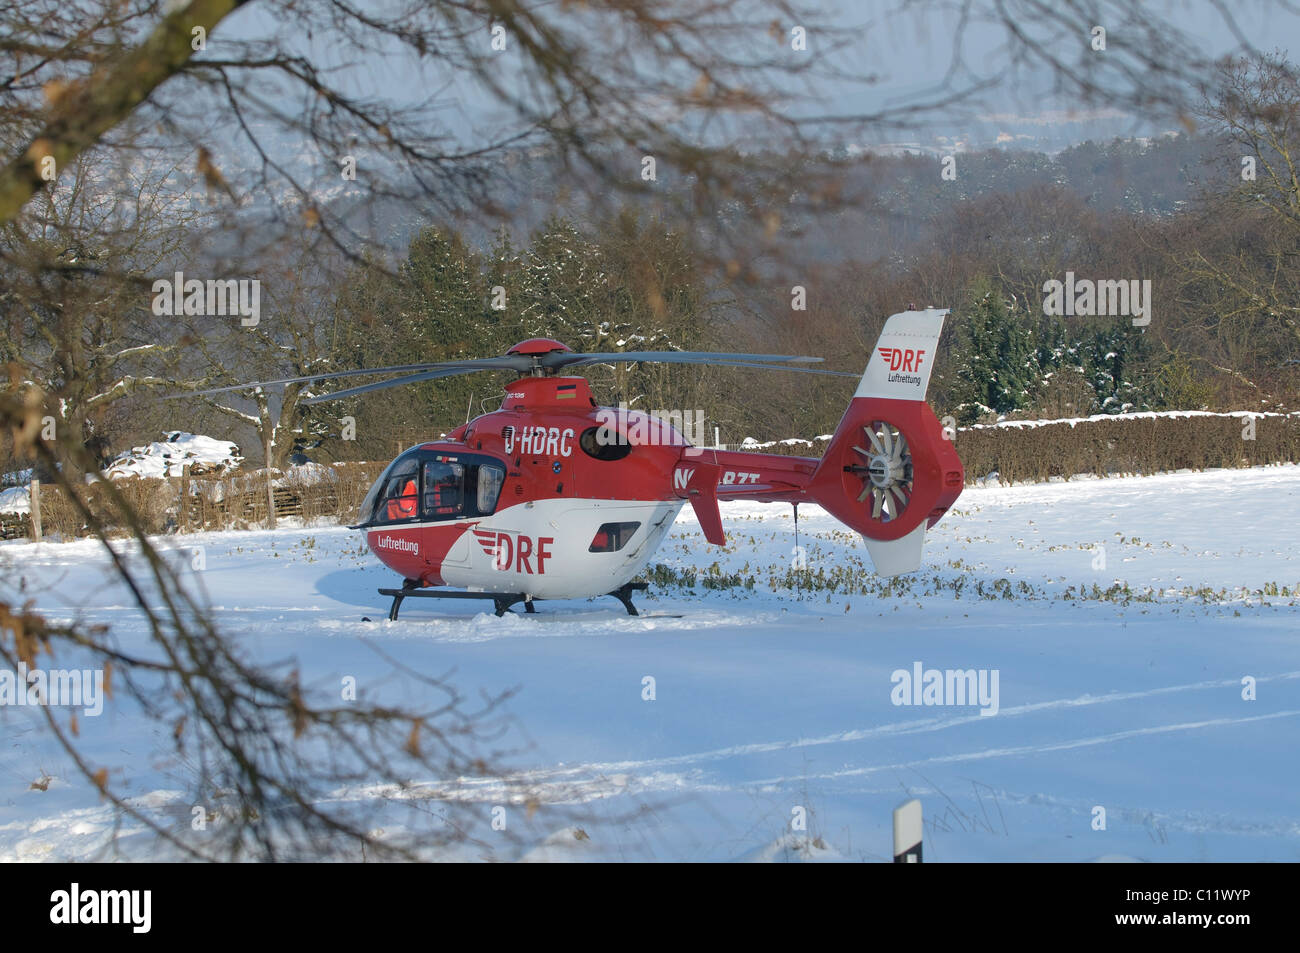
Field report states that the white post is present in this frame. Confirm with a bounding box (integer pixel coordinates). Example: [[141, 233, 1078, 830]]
[[714, 426, 720, 449], [893, 798, 923, 863]]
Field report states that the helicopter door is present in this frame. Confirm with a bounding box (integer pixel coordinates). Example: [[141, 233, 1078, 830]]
[[419, 459, 506, 521], [421, 461, 466, 519], [422, 456, 506, 572]]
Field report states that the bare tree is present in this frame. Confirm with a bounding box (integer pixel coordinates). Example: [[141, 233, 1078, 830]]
[[170, 235, 357, 469], [0, 147, 204, 476], [1187, 52, 1300, 353]]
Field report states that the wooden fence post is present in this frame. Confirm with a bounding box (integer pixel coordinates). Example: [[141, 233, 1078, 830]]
[[173, 466, 183, 534], [265, 437, 277, 529], [29, 477, 41, 541]]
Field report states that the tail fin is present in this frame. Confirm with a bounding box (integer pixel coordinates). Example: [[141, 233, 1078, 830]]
[[808, 308, 963, 576]]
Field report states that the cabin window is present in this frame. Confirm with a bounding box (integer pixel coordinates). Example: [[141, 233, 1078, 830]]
[[588, 521, 641, 553], [477, 464, 505, 513], [418, 459, 506, 521], [578, 426, 632, 461]]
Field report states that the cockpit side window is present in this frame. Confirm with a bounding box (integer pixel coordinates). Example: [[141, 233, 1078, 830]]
[[379, 458, 420, 522]]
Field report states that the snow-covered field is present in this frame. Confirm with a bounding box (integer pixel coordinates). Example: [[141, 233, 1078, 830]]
[[2, 465, 1298, 861]]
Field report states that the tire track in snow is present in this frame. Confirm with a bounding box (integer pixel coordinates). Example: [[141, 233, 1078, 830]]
[[533, 670, 1300, 780], [389, 708, 1300, 818], [746, 709, 1300, 787]]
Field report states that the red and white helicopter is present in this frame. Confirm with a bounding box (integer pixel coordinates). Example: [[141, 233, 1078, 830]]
[[189, 309, 963, 618]]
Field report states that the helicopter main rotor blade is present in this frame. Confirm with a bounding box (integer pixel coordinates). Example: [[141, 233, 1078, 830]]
[[553, 351, 857, 377], [161, 348, 855, 405], [298, 365, 495, 405], [299, 356, 856, 405], [666, 360, 857, 378], [546, 351, 826, 370], [160, 356, 534, 400]]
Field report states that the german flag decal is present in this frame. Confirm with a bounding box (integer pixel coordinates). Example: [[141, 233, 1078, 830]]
[[556, 382, 577, 399]]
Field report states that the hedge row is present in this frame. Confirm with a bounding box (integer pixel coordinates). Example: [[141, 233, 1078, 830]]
[[953, 412, 1300, 485]]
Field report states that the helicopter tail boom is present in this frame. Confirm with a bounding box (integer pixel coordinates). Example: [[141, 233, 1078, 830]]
[[668, 310, 963, 574]]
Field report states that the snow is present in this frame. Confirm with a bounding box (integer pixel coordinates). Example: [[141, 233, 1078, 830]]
[[966, 409, 1297, 431], [739, 435, 829, 450], [273, 461, 334, 487], [1, 464, 1298, 861], [102, 432, 243, 480]]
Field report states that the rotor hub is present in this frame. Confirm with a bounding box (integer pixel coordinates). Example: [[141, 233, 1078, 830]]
[[866, 452, 904, 488], [506, 337, 572, 356], [851, 421, 913, 522]]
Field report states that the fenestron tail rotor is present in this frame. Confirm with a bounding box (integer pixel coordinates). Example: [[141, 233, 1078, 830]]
[[850, 421, 913, 522]]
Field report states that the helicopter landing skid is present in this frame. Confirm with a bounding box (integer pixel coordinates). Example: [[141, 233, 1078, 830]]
[[378, 581, 649, 620]]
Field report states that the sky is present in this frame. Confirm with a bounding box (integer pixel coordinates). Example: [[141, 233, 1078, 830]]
[[209, 0, 1300, 156]]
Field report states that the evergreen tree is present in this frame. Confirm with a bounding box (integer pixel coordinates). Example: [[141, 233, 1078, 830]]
[[482, 226, 525, 344], [949, 283, 1042, 423], [518, 216, 606, 346], [1074, 323, 1153, 414], [402, 226, 487, 357], [592, 208, 715, 411], [397, 226, 517, 433]]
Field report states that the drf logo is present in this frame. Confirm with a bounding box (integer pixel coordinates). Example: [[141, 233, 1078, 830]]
[[474, 529, 553, 574], [878, 347, 926, 372]]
